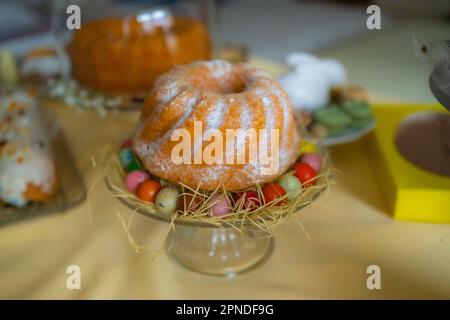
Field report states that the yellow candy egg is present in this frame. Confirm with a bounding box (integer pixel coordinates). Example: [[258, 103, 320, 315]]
[[299, 140, 318, 155]]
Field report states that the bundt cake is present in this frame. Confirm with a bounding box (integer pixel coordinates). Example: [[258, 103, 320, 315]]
[[133, 60, 299, 191], [68, 15, 211, 94]]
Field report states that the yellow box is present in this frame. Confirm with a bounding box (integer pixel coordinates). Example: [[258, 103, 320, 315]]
[[365, 103, 450, 223]]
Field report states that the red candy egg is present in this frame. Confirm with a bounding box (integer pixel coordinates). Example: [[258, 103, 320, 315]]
[[262, 183, 286, 206], [177, 194, 203, 213], [233, 190, 261, 210], [120, 138, 132, 149], [136, 180, 161, 203], [294, 163, 317, 187]]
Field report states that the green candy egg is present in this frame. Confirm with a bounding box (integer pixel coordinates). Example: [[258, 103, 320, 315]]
[[125, 157, 142, 172], [155, 187, 180, 214], [278, 174, 302, 202], [119, 148, 133, 168]]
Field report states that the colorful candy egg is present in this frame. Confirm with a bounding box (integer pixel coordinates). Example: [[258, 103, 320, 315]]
[[209, 193, 231, 217], [155, 187, 180, 214], [120, 138, 132, 149], [294, 163, 317, 187], [278, 174, 302, 201], [119, 148, 133, 168], [136, 179, 161, 203], [125, 170, 149, 193], [299, 141, 318, 155], [262, 183, 286, 206], [125, 157, 142, 172], [233, 190, 261, 210], [177, 194, 203, 213], [301, 153, 322, 172]]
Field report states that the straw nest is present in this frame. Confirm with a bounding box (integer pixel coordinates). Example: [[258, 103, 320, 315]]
[[101, 142, 332, 234]]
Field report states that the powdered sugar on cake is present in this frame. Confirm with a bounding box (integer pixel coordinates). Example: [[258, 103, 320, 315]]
[[133, 60, 299, 191]]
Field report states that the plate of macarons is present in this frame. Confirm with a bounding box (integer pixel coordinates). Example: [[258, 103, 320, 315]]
[[304, 85, 376, 146], [279, 52, 376, 147]]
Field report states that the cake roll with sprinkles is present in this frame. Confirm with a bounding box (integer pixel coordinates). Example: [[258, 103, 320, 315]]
[[0, 89, 57, 207]]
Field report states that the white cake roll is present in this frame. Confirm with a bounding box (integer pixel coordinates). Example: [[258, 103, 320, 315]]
[[21, 46, 69, 80], [0, 89, 57, 207]]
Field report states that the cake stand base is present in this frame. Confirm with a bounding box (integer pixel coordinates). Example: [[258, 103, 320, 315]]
[[166, 224, 273, 276]]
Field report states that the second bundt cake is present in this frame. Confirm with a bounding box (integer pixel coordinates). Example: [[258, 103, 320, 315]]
[[68, 15, 211, 94], [133, 60, 299, 191]]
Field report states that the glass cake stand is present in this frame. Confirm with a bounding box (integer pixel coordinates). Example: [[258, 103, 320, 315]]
[[104, 157, 329, 276]]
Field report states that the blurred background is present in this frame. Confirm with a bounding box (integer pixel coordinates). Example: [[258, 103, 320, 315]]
[[0, 0, 449, 299], [2, 0, 448, 106], [0, 0, 448, 60]]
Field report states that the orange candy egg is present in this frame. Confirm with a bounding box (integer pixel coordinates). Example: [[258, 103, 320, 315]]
[[136, 180, 162, 203]]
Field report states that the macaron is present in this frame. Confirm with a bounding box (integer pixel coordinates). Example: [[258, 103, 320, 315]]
[[314, 106, 352, 136], [341, 100, 372, 120]]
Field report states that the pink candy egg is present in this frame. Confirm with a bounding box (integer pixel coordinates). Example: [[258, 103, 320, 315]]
[[209, 193, 231, 217], [120, 138, 132, 149], [125, 170, 150, 193], [301, 153, 322, 172]]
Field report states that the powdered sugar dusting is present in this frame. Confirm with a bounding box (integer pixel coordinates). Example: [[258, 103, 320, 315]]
[[254, 88, 275, 130], [246, 68, 272, 82], [205, 60, 233, 79], [157, 79, 182, 103], [205, 97, 226, 129], [134, 60, 299, 191], [238, 94, 260, 180], [271, 87, 291, 140], [136, 92, 200, 159], [238, 95, 252, 130]]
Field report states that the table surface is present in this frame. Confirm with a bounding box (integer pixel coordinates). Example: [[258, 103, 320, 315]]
[[1, 20, 449, 299]]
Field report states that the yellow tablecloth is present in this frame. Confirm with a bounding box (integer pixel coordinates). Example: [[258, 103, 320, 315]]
[[1, 20, 449, 299]]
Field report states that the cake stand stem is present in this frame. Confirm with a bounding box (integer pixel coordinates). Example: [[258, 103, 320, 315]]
[[166, 224, 273, 276]]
